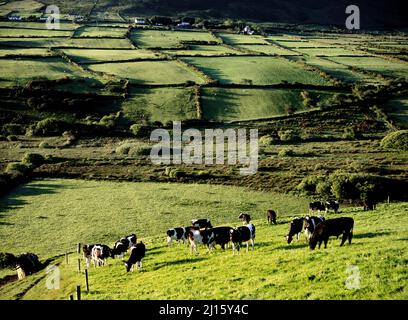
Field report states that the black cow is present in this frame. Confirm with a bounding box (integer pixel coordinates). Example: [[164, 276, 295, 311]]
[[15, 253, 42, 280], [286, 218, 304, 244], [325, 200, 340, 213], [238, 213, 251, 224], [191, 219, 213, 229], [91, 244, 112, 267], [309, 217, 354, 250], [189, 226, 232, 254], [304, 215, 325, 242], [230, 224, 256, 254], [166, 227, 198, 246], [125, 242, 146, 272], [267, 210, 277, 225], [112, 234, 137, 259], [363, 199, 377, 211], [309, 201, 326, 213]]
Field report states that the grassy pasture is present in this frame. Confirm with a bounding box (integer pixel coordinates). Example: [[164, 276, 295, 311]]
[[0, 179, 407, 300], [0, 57, 99, 83], [73, 26, 128, 38], [61, 48, 164, 63], [0, 28, 73, 37], [87, 60, 206, 85], [295, 47, 368, 57], [0, 47, 52, 57], [0, 21, 80, 30], [121, 87, 198, 123], [328, 56, 408, 79], [201, 88, 334, 121], [182, 56, 331, 85], [235, 44, 300, 55], [276, 40, 336, 48], [0, 0, 43, 15], [131, 29, 220, 48], [0, 37, 134, 49], [217, 33, 269, 45], [161, 45, 243, 56]]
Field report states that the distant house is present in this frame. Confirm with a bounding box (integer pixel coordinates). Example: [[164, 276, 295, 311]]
[[135, 17, 146, 25], [8, 15, 22, 21], [65, 13, 84, 21], [177, 22, 191, 29], [242, 26, 255, 35]]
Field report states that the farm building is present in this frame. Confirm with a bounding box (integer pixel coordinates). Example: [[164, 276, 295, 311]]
[[135, 17, 146, 25]]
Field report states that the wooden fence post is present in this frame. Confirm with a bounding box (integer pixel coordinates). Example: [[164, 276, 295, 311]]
[[77, 258, 81, 273], [77, 243, 81, 254], [76, 285, 81, 301], [85, 269, 89, 292], [69, 294, 74, 300]]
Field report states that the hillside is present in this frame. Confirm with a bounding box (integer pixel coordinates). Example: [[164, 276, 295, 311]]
[[37, 0, 408, 28]]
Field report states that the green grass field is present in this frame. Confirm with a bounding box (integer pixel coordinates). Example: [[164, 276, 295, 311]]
[[61, 48, 164, 63], [87, 60, 206, 85], [295, 47, 368, 57], [0, 47, 53, 57], [121, 87, 198, 123], [217, 33, 269, 45], [0, 37, 134, 49], [162, 45, 243, 56], [131, 29, 220, 48], [0, 179, 407, 300], [73, 26, 128, 38], [182, 56, 331, 85], [0, 0, 43, 16], [235, 44, 299, 55], [0, 28, 73, 37]]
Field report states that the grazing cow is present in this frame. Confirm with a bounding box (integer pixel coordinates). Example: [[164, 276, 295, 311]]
[[309, 217, 354, 250], [91, 245, 111, 267], [166, 227, 198, 246], [238, 213, 251, 224], [191, 219, 213, 229], [267, 210, 277, 225], [325, 200, 340, 213], [230, 224, 256, 255], [309, 201, 326, 213], [125, 242, 146, 272], [189, 227, 232, 254], [111, 234, 137, 259], [82, 244, 95, 268], [304, 215, 325, 242], [363, 199, 377, 211], [286, 218, 304, 244]]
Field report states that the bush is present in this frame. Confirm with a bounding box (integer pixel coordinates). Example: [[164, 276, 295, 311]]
[[99, 112, 121, 129], [130, 124, 150, 138], [296, 175, 325, 195], [278, 148, 295, 157], [3, 124, 24, 135], [278, 130, 300, 142], [164, 167, 185, 179], [116, 142, 151, 158], [0, 252, 16, 269], [342, 127, 357, 140], [380, 130, 408, 151], [5, 162, 29, 174], [7, 135, 18, 141], [34, 118, 62, 136], [39, 141, 51, 148], [259, 135, 274, 146], [21, 153, 44, 167]]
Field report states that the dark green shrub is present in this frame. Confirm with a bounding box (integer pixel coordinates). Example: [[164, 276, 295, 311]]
[[342, 127, 357, 140], [130, 124, 150, 137], [296, 175, 324, 195], [7, 135, 18, 141], [278, 130, 300, 142], [380, 130, 408, 151], [34, 118, 62, 136], [278, 148, 295, 157], [3, 124, 24, 135], [21, 153, 44, 167], [5, 162, 29, 174]]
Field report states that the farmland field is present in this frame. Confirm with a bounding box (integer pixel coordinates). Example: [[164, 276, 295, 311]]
[[60, 48, 164, 63], [162, 45, 243, 56], [87, 60, 206, 85], [73, 26, 129, 38], [217, 33, 269, 45], [201, 88, 334, 121], [131, 29, 220, 48], [0, 28, 73, 37], [122, 87, 198, 123], [0, 179, 406, 300], [0, 47, 52, 57], [0, 37, 134, 48], [235, 44, 300, 55], [182, 56, 331, 85]]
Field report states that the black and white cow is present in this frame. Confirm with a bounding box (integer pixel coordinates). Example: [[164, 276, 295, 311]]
[[189, 227, 232, 254], [125, 242, 146, 272], [166, 227, 198, 246], [238, 213, 251, 225], [325, 200, 340, 213], [112, 234, 137, 259], [267, 209, 277, 225], [304, 215, 325, 242], [191, 219, 213, 229], [82, 244, 95, 268], [230, 224, 256, 255], [286, 217, 304, 244], [91, 244, 111, 267], [309, 201, 326, 213], [309, 217, 354, 250]]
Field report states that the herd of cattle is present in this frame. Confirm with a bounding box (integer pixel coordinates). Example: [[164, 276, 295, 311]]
[[80, 200, 355, 273]]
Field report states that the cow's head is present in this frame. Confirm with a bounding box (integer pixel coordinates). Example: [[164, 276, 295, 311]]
[[309, 235, 318, 250], [124, 262, 131, 272]]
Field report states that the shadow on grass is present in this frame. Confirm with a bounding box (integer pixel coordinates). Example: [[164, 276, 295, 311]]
[[274, 243, 308, 250], [353, 231, 391, 239], [149, 257, 206, 271]]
